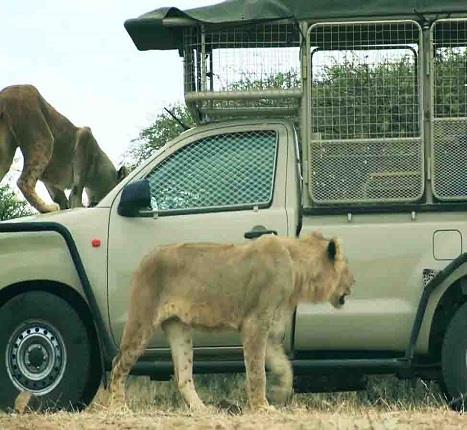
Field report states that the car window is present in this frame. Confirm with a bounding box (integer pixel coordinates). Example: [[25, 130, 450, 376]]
[[146, 130, 278, 213]]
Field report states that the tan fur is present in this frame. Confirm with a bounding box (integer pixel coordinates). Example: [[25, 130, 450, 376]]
[[0, 84, 127, 213], [108, 232, 355, 412], [14, 391, 33, 414]]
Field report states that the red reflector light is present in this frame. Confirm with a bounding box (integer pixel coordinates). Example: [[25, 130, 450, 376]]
[[92, 239, 101, 248]]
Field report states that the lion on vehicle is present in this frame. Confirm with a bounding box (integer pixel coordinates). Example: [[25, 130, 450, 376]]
[[108, 232, 355, 412], [0, 84, 126, 213]]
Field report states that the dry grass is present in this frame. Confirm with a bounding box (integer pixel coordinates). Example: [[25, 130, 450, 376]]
[[1, 375, 465, 429], [110, 374, 447, 413]]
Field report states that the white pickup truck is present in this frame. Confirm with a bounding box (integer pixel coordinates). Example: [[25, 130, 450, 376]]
[[1, 119, 466, 411], [1, 0, 467, 412]]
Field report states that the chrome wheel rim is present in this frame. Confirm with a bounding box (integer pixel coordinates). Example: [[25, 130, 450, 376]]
[[6, 321, 67, 395]]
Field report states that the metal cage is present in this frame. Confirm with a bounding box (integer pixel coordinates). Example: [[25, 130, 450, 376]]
[[431, 19, 467, 201], [307, 21, 424, 204], [182, 22, 302, 122]]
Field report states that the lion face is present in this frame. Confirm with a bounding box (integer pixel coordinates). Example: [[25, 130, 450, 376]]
[[330, 261, 355, 309], [324, 237, 355, 309]]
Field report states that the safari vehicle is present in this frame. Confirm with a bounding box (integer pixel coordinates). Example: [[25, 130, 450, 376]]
[[1, 0, 467, 412]]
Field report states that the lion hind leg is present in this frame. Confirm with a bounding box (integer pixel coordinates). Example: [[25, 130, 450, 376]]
[[14, 114, 59, 213], [266, 337, 293, 405], [241, 317, 271, 411], [43, 182, 69, 210], [109, 320, 155, 410], [17, 163, 60, 213], [162, 318, 206, 411]]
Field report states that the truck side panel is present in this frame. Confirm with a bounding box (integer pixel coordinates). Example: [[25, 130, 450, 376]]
[[295, 211, 467, 353]]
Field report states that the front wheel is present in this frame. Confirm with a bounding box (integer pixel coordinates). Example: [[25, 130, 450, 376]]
[[0, 291, 99, 411], [441, 301, 467, 411]]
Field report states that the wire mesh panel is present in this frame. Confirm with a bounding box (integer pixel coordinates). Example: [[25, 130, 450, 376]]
[[308, 21, 423, 204], [183, 23, 301, 121], [431, 19, 467, 200], [146, 130, 278, 213], [310, 138, 423, 203]]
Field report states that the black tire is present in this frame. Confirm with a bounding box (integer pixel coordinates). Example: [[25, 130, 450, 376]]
[[441, 301, 467, 412], [0, 291, 99, 411]]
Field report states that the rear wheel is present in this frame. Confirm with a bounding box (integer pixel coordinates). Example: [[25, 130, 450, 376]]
[[0, 291, 100, 411], [441, 301, 467, 411]]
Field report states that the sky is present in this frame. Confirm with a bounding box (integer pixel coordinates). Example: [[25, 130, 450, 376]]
[[0, 0, 217, 170]]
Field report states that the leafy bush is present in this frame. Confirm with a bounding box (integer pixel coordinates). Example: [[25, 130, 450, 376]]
[[0, 185, 33, 220]]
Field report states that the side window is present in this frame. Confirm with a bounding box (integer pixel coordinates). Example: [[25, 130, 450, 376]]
[[146, 130, 278, 213]]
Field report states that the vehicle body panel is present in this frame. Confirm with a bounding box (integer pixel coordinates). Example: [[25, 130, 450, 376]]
[[0, 209, 112, 333], [296, 212, 466, 353]]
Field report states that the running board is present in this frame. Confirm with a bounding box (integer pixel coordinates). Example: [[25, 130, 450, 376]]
[[132, 358, 407, 381], [293, 358, 405, 374]]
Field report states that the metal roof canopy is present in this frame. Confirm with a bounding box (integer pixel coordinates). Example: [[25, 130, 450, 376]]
[[124, 0, 467, 51]]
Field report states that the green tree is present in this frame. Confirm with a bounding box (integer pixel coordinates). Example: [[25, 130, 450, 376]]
[[433, 47, 467, 118], [311, 54, 419, 140], [125, 72, 299, 167], [125, 105, 194, 168], [0, 185, 33, 220]]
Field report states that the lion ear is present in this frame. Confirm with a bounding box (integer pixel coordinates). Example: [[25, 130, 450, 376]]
[[117, 165, 128, 181], [327, 238, 343, 261], [327, 240, 337, 260]]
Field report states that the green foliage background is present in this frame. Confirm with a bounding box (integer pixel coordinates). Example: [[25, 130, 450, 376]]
[[0, 185, 33, 221], [128, 48, 466, 163]]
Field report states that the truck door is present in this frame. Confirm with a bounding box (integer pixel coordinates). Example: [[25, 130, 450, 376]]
[[107, 122, 290, 349]]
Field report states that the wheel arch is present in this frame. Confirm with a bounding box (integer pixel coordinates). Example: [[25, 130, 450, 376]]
[[407, 255, 467, 360], [428, 276, 467, 360]]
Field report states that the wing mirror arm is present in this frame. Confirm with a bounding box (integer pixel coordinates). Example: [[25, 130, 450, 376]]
[[138, 208, 159, 219]]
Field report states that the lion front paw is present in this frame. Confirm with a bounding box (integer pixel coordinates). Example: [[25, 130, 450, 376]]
[[107, 402, 131, 414], [107, 393, 129, 414], [44, 202, 61, 212], [250, 399, 276, 413], [188, 399, 208, 413], [256, 404, 277, 414]]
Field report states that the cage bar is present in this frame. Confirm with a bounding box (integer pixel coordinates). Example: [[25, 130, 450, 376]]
[[182, 22, 302, 121], [307, 21, 424, 205], [431, 19, 467, 201]]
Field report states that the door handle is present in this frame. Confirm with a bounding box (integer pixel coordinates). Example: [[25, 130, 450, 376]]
[[244, 226, 278, 239]]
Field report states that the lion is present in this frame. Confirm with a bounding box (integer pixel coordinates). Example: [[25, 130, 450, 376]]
[[108, 232, 355, 412], [0, 84, 127, 213]]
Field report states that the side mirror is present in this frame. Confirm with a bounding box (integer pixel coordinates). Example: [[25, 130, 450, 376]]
[[117, 179, 154, 217]]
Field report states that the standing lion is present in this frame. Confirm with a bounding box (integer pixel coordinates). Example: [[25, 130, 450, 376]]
[[0, 84, 126, 213], [109, 232, 355, 412]]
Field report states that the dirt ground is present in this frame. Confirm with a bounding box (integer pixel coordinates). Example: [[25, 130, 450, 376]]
[[1, 408, 466, 430], [0, 375, 465, 429]]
